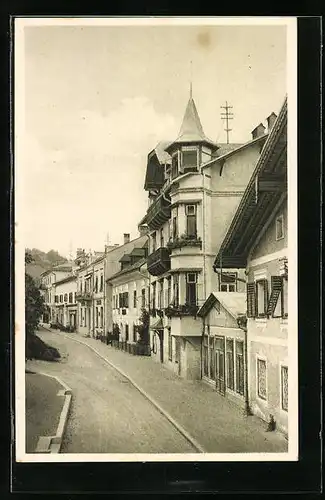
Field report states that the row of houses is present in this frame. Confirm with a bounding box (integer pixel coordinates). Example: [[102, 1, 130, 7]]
[[40, 92, 289, 435]]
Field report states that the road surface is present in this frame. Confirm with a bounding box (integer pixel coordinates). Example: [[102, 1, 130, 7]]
[[27, 330, 197, 454]]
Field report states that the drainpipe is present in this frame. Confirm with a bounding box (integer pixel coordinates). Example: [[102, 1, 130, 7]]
[[237, 316, 253, 416]]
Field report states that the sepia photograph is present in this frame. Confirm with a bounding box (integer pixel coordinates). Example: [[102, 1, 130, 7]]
[[15, 16, 298, 462]]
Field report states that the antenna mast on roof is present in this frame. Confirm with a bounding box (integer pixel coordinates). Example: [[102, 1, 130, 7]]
[[220, 101, 234, 144]]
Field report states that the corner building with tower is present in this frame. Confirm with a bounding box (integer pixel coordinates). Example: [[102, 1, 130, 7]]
[[141, 91, 277, 380]]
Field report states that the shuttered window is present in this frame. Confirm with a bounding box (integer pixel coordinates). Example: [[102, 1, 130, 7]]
[[255, 279, 269, 317]]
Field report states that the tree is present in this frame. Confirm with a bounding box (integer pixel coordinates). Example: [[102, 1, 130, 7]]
[[137, 307, 150, 344], [25, 251, 45, 336]]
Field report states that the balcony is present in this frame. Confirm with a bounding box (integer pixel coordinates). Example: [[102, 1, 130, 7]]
[[146, 195, 171, 230], [167, 235, 202, 251], [147, 247, 171, 276], [75, 291, 92, 304], [165, 304, 199, 318]]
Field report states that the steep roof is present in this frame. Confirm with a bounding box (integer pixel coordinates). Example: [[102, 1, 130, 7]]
[[166, 97, 217, 152], [197, 292, 246, 319]]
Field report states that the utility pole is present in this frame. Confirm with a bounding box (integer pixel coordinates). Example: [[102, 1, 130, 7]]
[[220, 101, 234, 144]]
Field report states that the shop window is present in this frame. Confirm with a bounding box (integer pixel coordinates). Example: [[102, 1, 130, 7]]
[[185, 204, 197, 238], [235, 341, 244, 395], [168, 328, 172, 361], [281, 365, 288, 411], [257, 358, 267, 400], [173, 274, 179, 307], [276, 214, 284, 240], [186, 273, 197, 306], [226, 339, 235, 391], [203, 336, 209, 377], [209, 337, 215, 380]]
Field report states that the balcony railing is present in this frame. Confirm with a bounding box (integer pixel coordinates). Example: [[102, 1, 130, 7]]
[[147, 247, 171, 276], [165, 304, 199, 318], [146, 195, 171, 230], [167, 235, 202, 250], [75, 291, 92, 302]]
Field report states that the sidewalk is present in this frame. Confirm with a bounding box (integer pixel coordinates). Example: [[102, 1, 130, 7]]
[[62, 330, 288, 454], [25, 371, 65, 453]]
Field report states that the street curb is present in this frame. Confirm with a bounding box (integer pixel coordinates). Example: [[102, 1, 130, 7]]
[[61, 333, 205, 453], [33, 371, 72, 454]]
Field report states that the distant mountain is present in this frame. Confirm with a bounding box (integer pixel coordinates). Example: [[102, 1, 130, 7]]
[[25, 248, 69, 284]]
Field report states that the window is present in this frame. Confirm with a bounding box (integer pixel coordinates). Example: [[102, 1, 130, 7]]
[[235, 341, 244, 395], [276, 214, 284, 240], [172, 208, 178, 239], [119, 292, 129, 309], [63, 293, 67, 303], [125, 324, 129, 342], [133, 324, 137, 342], [152, 282, 156, 310], [185, 204, 197, 238], [168, 328, 172, 361], [203, 336, 209, 377], [209, 337, 215, 380], [100, 274, 103, 292], [226, 339, 235, 391], [100, 307, 103, 328], [95, 307, 99, 327], [256, 279, 269, 317], [281, 365, 288, 411], [69, 292, 73, 303], [220, 272, 237, 292], [141, 288, 146, 308], [167, 277, 171, 307], [173, 274, 179, 307], [55, 295, 59, 303], [95, 276, 98, 293], [152, 232, 157, 252], [186, 273, 197, 306], [133, 290, 137, 308], [158, 281, 163, 309], [160, 228, 164, 248], [171, 153, 179, 179], [84, 309, 87, 327], [60, 294, 63, 303], [257, 358, 267, 400]]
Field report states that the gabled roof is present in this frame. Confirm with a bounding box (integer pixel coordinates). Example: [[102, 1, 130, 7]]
[[214, 96, 287, 269], [107, 257, 147, 281], [165, 97, 218, 153], [197, 292, 246, 319]]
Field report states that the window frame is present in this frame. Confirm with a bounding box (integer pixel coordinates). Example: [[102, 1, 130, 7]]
[[257, 356, 267, 401], [255, 279, 269, 318], [275, 214, 284, 241], [280, 364, 288, 412]]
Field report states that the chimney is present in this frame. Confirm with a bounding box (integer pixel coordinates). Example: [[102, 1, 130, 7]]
[[138, 225, 149, 237], [266, 112, 277, 132], [123, 233, 130, 245], [251, 123, 266, 140]]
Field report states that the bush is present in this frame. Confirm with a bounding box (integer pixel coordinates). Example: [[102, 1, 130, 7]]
[[26, 333, 61, 361]]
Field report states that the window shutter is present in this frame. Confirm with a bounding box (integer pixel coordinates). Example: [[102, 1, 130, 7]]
[[263, 278, 269, 316], [267, 276, 283, 317], [246, 283, 256, 318]]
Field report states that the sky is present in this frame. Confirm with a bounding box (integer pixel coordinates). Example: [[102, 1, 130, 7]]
[[20, 20, 287, 258]]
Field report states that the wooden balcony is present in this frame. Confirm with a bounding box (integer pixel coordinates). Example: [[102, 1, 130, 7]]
[[147, 247, 171, 276], [146, 195, 171, 230], [75, 291, 92, 303]]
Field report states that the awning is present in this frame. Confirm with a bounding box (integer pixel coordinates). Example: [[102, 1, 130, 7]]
[[150, 318, 163, 330]]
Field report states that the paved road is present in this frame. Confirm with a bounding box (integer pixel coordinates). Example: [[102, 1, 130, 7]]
[[26, 331, 197, 454]]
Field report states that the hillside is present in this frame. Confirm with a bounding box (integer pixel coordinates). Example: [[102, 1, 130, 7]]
[[25, 248, 68, 284]]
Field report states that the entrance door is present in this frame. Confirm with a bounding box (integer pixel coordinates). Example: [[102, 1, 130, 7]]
[[215, 338, 226, 395], [159, 331, 164, 363], [88, 309, 91, 334]]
